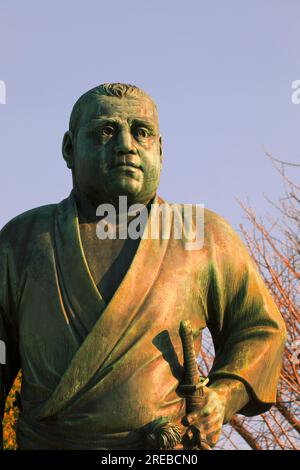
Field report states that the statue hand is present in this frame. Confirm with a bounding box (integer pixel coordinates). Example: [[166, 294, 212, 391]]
[[181, 387, 226, 449]]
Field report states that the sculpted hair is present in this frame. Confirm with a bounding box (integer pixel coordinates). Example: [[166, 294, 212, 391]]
[[69, 83, 157, 134]]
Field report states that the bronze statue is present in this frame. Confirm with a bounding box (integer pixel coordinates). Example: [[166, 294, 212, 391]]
[[0, 83, 286, 450]]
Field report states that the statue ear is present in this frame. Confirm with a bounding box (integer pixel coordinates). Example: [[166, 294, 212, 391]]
[[159, 136, 163, 165], [62, 131, 74, 169]]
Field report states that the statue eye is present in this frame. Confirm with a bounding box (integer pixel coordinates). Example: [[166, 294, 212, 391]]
[[101, 126, 115, 137], [135, 128, 150, 139]]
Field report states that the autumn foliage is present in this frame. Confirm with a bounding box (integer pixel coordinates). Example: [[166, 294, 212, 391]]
[[3, 372, 21, 449]]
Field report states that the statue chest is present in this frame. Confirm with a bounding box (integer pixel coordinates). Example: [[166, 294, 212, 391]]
[[79, 221, 141, 304]]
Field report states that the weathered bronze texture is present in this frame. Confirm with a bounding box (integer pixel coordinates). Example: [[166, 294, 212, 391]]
[[0, 83, 287, 450]]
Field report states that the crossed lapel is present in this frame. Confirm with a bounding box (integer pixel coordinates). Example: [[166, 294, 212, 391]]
[[37, 192, 171, 420]]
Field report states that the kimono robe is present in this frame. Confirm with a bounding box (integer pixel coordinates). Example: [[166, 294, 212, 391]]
[[0, 192, 286, 449]]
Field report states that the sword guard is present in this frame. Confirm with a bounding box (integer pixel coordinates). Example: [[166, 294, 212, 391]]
[[179, 377, 209, 394]]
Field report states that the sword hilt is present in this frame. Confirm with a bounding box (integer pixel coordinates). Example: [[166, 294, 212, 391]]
[[179, 320, 211, 450], [179, 320, 208, 407], [180, 320, 200, 385]]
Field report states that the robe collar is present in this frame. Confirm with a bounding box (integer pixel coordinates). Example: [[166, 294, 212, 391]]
[[37, 191, 172, 420]]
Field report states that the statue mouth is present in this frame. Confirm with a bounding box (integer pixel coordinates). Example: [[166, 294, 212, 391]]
[[111, 162, 144, 172]]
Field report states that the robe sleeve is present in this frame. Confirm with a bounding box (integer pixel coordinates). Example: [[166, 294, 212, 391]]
[[205, 212, 287, 416], [0, 231, 21, 449]]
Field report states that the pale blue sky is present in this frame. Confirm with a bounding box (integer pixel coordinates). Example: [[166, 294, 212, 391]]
[[0, 0, 299, 231]]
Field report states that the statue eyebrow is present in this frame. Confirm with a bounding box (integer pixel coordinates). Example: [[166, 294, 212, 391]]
[[130, 119, 157, 131], [85, 117, 157, 133], [86, 117, 123, 127]]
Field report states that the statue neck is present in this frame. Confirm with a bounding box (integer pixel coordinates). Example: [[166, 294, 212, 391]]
[[73, 189, 154, 224]]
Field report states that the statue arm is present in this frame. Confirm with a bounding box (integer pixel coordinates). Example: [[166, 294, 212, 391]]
[[181, 212, 286, 449], [205, 214, 287, 417], [206, 378, 248, 423]]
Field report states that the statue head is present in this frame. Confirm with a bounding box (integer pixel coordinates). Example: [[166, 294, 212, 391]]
[[62, 83, 163, 208]]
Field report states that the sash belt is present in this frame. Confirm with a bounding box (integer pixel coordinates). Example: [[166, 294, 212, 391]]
[[17, 415, 144, 450]]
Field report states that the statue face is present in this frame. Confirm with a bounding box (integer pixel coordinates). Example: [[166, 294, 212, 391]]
[[65, 94, 162, 207]]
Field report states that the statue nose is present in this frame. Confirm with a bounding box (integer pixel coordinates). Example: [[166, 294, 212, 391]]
[[115, 129, 135, 155]]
